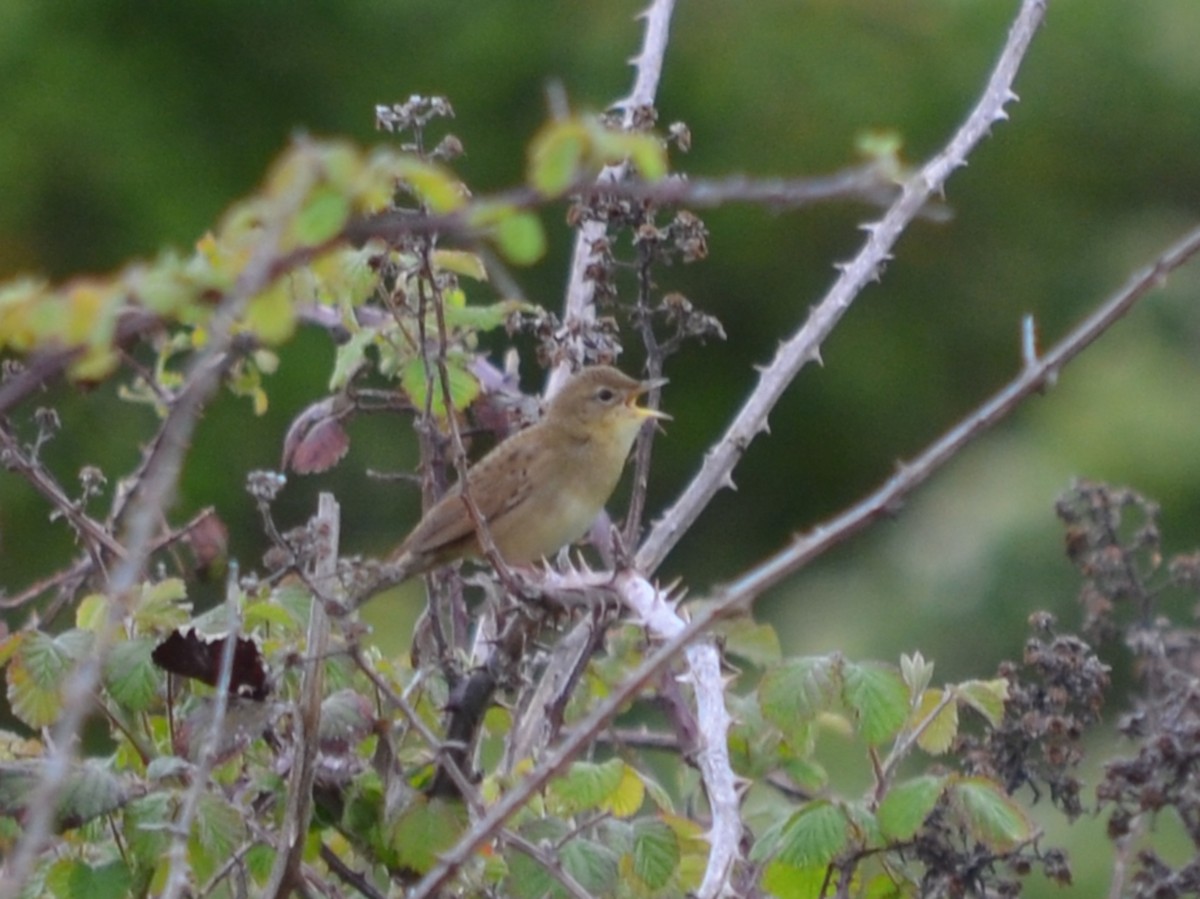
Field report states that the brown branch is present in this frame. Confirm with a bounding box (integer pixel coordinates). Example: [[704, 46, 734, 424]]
[[161, 571, 247, 899], [0, 418, 127, 561], [0, 505, 219, 614], [264, 493, 337, 897]]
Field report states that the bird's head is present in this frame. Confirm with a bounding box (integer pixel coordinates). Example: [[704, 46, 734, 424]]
[[547, 365, 670, 448]]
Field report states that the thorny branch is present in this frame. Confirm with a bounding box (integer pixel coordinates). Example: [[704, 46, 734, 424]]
[[636, 0, 1050, 575], [407, 213, 1200, 899]]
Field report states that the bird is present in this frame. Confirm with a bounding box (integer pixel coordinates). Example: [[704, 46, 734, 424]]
[[387, 365, 668, 584]]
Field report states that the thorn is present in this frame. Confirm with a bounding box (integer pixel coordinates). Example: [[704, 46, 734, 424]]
[[811, 347, 825, 367], [721, 473, 738, 492], [1021, 314, 1038, 369], [1006, 89, 1020, 104], [759, 419, 771, 437]]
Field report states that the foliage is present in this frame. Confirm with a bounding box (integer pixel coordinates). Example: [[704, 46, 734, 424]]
[[1, 4, 1200, 896]]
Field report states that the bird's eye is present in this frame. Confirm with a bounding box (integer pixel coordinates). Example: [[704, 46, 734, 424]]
[[595, 387, 618, 404]]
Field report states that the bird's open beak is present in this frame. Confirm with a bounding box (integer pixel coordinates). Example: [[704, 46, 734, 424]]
[[630, 378, 671, 420]]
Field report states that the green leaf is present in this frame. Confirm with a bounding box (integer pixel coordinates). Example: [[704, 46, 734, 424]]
[[189, 792, 247, 882], [528, 120, 591, 195], [605, 763, 645, 818], [958, 678, 1009, 727], [950, 776, 1034, 851], [6, 631, 92, 728], [319, 689, 376, 751], [842, 662, 908, 745], [758, 656, 841, 747], [494, 212, 546, 265], [400, 356, 480, 421], [550, 758, 626, 815], [330, 327, 375, 391], [506, 818, 570, 899], [385, 156, 466, 213], [443, 298, 536, 334], [244, 283, 296, 345], [877, 775, 946, 841], [761, 862, 832, 899], [57, 760, 127, 828], [75, 594, 108, 631], [0, 763, 41, 820], [103, 638, 161, 712], [774, 801, 850, 869], [561, 838, 619, 895], [638, 771, 675, 814], [727, 692, 783, 777], [717, 617, 782, 667], [591, 128, 668, 181], [629, 818, 680, 890], [913, 689, 959, 755], [390, 796, 467, 875], [46, 859, 132, 899], [146, 757, 190, 781], [134, 577, 191, 631], [271, 582, 316, 629], [291, 183, 351, 245], [432, 250, 489, 281], [781, 756, 829, 794], [243, 599, 301, 633]]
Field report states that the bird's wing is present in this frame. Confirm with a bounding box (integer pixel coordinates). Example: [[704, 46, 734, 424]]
[[400, 437, 538, 559]]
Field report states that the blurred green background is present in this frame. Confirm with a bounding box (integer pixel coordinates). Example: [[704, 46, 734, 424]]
[[2, 0, 1200, 892]]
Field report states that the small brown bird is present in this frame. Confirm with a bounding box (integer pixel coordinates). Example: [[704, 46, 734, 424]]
[[388, 365, 669, 583]]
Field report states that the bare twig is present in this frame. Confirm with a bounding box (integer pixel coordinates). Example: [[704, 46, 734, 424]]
[[0, 419, 126, 561], [160, 569, 244, 899], [636, 0, 1050, 575], [0, 505, 218, 614], [263, 493, 337, 897], [347, 166, 911, 260], [501, 830, 595, 899], [318, 843, 387, 899], [504, 603, 616, 770], [0, 310, 159, 418], [874, 689, 958, 804]]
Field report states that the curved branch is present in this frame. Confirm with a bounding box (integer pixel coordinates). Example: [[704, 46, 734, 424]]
[[721, 222, 1200, 603], [636, 0, 1049, 574]]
